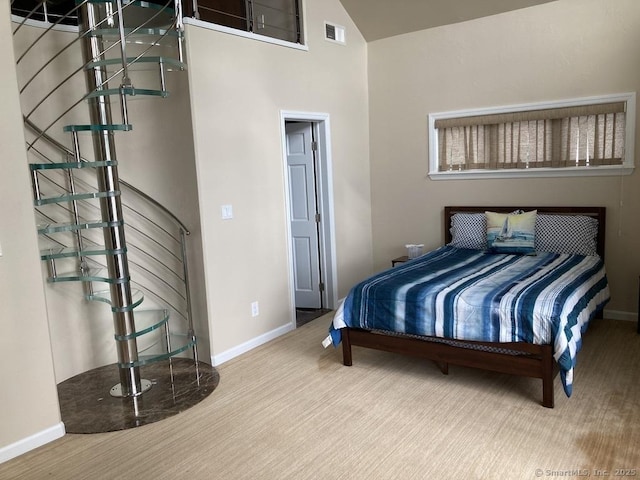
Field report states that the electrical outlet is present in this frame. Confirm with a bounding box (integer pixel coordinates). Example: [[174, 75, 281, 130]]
[[251, 301, 259, 317]]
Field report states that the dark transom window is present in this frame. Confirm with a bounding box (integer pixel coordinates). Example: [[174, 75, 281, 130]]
[[186, 0, 303, 44], [11, 0, 79, 26]]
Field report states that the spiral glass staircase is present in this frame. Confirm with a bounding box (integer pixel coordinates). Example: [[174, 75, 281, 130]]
[[12, 0, 217, 432]]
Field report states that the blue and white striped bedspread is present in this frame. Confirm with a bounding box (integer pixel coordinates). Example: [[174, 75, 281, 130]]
[[330, 246, 610, 396]]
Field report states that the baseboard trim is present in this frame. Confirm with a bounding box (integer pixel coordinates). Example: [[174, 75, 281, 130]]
[[0, 422, 65, 464], [211, 322, 295, 366], [604, 309, 638, 322]]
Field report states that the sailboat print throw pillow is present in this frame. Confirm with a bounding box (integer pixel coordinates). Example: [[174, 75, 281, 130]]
[[485, 210, 537, 255]]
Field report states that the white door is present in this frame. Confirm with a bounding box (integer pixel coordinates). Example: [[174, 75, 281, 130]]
[[286, 122, 322, 309]]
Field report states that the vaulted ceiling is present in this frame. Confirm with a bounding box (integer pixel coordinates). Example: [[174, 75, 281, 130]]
[[338, 0, 557, 42]]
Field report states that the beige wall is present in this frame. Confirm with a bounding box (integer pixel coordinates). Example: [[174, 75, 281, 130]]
[[0, 8, 63, 461], [185, 0, 372, 358], [368, 0, 640, 316]]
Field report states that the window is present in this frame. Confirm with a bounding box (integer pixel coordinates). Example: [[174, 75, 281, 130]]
[[428, 93, 635, 179], [187, 0, 303, 44], [12, 1, 304, 46], [11, 0, 78, 26]]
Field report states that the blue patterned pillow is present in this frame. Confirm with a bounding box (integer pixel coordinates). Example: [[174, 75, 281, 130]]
[[449, 211, 599, 256], [486, 210, 537, 255], [535, 214, 598, 256], [448, 213, 487, 250]]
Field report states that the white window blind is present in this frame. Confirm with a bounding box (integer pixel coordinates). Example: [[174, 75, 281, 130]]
[[428, 93, 635, 179]]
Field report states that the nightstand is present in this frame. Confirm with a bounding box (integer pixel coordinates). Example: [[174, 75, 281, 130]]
[[391, 255, 409, 267]]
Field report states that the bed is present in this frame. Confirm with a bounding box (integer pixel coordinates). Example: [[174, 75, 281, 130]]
[[327, 206, 610, 407]]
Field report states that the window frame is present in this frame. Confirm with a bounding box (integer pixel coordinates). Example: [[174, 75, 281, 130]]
[[11, 1, 308, 51], [184, 0, 307, 50], [427, 92, 636, 180], [11, 0, 79, 26], [11, 0, 79, 32], [183, 16, 308, 51]]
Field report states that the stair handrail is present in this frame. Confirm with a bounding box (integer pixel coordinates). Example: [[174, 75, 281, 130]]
[[24, 117, 190, 235], [25, 115, 197, 332], [18, 0, 182, 150], [14, 0, 87, 63], [16, 0, 198, 376], [30, 139, 190, 292]]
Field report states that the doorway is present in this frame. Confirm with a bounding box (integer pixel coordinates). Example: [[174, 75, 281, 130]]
[[281, 111, 337, 327]]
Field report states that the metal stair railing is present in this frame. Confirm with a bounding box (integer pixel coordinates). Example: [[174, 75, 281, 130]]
[[17, 0, 184, 152], [27, 118, 194, 326], [12, 0, 198, 397]]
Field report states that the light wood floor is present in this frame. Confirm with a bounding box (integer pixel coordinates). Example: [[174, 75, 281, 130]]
[[1, 315, 639, 479]]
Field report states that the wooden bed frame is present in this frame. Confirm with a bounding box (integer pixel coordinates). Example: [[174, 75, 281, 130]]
[[341, 206, 606, 408]]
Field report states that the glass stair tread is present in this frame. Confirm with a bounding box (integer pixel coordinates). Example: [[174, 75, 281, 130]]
[[40, 245, 125, 260], [84, 0, 176, 15], [34, 190, 120, 206], [98, 3, 176, 30], [87, 87, 169, 99], [86, 288, 144, 312], [86, 56, 186, 72], [48, 267, 126, 284], [63, 124, 132, 132], [87, 27, 180, 46], [30, 160, 117, 171], [113, 309, 170, 340], [118, 332, 196, 368], [37, 219, 123, 234], [88, 27, 178, 36]]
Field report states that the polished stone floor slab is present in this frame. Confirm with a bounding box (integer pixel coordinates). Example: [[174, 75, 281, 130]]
[[57, 358, 219, 433]]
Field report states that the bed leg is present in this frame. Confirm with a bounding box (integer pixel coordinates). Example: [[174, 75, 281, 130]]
[[342, 329, 353, 366], [541, 344, 554, 408], [435, 361, 449, 375]]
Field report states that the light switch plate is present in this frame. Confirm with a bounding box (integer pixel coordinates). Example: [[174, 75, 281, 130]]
[[221, 205, 233, 219]]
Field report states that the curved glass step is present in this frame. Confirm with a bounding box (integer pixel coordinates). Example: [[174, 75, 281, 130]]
[[87, 288, 144, 312], [40, 245, 126, 261], [88, 27, 181, 46], [37, 219, 123, 234], [86, 56, 186, 72], [34, 190, 120, 207], [30, 160, 118, 171], [87, 87, 169, 99], [48, 267, 128, 285], [89, 1, 177, 29], [63, 124, 132, 132], [85, 0, 176, 16], [113, 309, 170, 340], [118, 333, 196, 368]]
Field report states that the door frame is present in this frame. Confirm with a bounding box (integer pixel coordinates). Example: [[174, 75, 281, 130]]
[[280, 111, 338, 324]]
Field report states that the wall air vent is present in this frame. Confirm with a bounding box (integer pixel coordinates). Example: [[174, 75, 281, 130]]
[[324, 21, 345, 44]]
